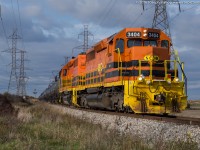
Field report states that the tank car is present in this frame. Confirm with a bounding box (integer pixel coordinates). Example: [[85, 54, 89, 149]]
[[39, 79, 59, 103], [59, 27, 187, 114]]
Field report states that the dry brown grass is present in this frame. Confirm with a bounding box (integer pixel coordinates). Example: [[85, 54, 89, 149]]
[[0, 100, 198, 150]]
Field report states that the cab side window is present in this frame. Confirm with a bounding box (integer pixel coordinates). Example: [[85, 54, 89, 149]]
[[161, 40, 169, 48], [115, 39, 124, 53], [63, 69, 67, 76]]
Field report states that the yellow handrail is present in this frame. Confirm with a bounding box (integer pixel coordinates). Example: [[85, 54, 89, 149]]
[[139, 60, 141, 76], [116, 48, 122, 81]]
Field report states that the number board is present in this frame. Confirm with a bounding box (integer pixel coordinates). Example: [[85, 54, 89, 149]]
[[126, 32, 141, 38], [148, 32, 160, 38]]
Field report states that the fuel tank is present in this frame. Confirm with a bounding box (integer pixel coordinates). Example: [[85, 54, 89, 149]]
[[86, 93, 112, 110]]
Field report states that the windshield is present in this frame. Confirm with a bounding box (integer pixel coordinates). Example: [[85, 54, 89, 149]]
[[127, 39, 142, 48], [144, 40, 157, 47]]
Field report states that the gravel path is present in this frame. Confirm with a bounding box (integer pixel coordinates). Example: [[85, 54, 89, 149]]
[[51, 104, 200, 148]]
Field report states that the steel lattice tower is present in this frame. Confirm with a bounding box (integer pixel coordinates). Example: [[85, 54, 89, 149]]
[[142, 0, 181, 55], [78, 25, 93, 52], [6, 29, 21, 93], [17, 50, 27, 97], [152, 0, 171, 37], [143, 0, 180, 38], [152, 0, 180, 38]]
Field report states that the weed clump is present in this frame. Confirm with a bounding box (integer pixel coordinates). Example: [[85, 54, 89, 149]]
[[0, 94, 16, 116]]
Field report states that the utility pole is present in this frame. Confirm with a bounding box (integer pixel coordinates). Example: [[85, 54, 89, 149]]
[[17, 50, 27, 97], [77, 25, 93, 52], [4, 29, 21, 94]]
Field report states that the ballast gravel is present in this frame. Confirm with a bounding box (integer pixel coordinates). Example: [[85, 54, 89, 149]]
[[51, 105, 200, 148]]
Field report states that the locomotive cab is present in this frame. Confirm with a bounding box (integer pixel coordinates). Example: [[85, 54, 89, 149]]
[[107, 28, 187, 114]]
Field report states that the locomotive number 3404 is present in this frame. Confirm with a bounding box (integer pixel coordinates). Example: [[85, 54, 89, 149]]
[[148, 32, 160, 38], [126, 32, 141, 38]]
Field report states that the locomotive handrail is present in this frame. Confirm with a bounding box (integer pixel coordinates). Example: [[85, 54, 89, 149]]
[[116, 48, 123, 82], [164, 60, 178, 79], [174, 50, 187, 96], [138, 60, 153, 80], [164, 60, 187, 95], [179, 61, 187, 96]]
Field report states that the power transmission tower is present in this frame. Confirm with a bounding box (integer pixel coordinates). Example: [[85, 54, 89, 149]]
[[64, 56, 69, 64], [152, 0, 180, 38], [77, 25, 93, 52], [33, 89, 37, 98], [142, 0, 181, 56], [142, 0, 181, 38], [4, 29, 21, 94], [17, 50, 27, 97]]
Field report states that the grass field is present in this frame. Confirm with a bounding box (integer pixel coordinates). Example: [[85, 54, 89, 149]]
[[0, 97, 198, 150]]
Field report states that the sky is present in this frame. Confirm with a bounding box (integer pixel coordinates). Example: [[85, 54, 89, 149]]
[[0, 0, 199, 100]]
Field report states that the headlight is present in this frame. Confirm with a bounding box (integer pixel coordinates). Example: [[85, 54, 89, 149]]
[[143, 33, 147, 37], [167, 78, 171, 84], [173, 77, 179, 83], [138, 74, 145, 82], [146, 80, 151, 85]]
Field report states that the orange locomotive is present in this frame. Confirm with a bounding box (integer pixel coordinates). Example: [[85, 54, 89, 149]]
[[59, 27, 187, 114]]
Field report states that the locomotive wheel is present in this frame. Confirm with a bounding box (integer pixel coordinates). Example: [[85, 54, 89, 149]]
[[81, 96, 89, 108]]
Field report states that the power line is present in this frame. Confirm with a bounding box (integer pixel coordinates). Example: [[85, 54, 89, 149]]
[[130, 5, 154, 27], [90, 0, 116, 38], [11, 0, 18, 28], [16, 0, 25, 50], [98, 0, 116, 27], [169, 5, 199, 25], [0, 4, 10, 49]]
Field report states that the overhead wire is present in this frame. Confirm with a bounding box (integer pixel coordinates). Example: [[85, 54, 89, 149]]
[[90, 0, 153, 62], [109, 0, 140, 28], [169, 5, 199, 25], [98, 0, 116, 27], [92, 0, 142, 45], [11, 0, 18, 28], [132, 5, 154, 27], [0, 14, 10, 49], [91, 0, 117, 36], [85, 0, 115, 32], [94, 0, 154, 42], [16, 0, 25, 50]]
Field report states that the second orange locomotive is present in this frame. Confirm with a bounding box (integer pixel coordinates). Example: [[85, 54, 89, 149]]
[[59, 27, 187, 114]]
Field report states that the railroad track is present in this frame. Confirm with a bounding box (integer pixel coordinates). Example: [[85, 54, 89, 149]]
[[60, 105, 200, 126]]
